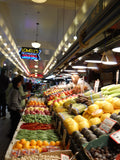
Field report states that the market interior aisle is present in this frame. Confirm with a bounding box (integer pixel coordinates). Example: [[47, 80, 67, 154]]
[[0, 111, 11, 160]]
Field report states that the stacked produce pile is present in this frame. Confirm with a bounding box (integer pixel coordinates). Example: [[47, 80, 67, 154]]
[[11, 98, 61, 159]]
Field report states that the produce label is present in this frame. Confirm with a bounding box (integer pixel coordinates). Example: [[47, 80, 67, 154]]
[[94, 79, 100, 93], [110, 129, 120, 144], [99, 117, 117, 133], [61, 154, 70, 160]]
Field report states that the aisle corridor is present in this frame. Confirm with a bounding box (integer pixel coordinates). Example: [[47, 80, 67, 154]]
[[0, 112, 11, 160]]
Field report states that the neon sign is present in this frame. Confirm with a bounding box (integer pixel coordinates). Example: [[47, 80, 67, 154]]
[[19, 47, 41, 60]]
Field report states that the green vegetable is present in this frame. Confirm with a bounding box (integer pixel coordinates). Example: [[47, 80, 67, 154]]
[[16, 129, 60, 142], [22, 114, 52, 124]]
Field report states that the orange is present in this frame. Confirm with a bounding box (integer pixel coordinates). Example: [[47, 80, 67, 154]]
[[30, 140, 37, 146], [20, 139, 26, 145], [16, 143, 23, 149], [30, 145, 36, 149], [55, 141, 61, 146], [38, 147, 42, 153], [42, 140, 49, 146], [50, 141, 55, 146], [36, 140, 43, 146], [23, 141, 30, 149]]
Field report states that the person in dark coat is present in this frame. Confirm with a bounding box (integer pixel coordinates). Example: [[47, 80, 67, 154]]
[[8, 76, 26, 139], [0, 68, 9, 118]]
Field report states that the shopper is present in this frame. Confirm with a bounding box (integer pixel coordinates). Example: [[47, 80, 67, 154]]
[[0, 68, 9, 118], [8, 76, 25, 138], [71, 74, 92, 91], [6, 75, 30, 109]]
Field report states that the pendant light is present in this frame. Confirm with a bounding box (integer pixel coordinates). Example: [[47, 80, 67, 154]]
[[31, 23, 41, 48], [101, 50, 117, 65], [32, 0, 47, 3], [73, 0, 77, 41]]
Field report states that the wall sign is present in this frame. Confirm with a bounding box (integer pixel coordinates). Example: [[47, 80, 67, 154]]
[[19, 47, 41, 60]]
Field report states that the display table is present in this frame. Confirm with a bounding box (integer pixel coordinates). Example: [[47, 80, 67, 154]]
[[5, 120, 23, 160]]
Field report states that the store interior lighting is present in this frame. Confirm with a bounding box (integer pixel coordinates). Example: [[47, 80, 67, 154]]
[[72, 66, 87, 69], [31, 0, 47, 3], [31, 23, 41, 48], [85, 60, 102, 63], [77, 69, 86, 72], [112, 47, 120, 53], [101, 50, 117, 65]]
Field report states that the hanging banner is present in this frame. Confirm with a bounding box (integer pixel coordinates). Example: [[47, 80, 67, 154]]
[[19, 47, 41, 60]]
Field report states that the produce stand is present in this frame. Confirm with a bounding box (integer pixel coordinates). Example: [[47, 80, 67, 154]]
[[44, 83, 120, 160], [5, 121, 23, 160], [5, 97, 75, 160]]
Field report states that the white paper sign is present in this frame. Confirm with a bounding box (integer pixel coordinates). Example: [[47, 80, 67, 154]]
[[110, 129, 120, 144]]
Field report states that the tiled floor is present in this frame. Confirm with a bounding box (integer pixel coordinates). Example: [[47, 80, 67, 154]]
[[0, 112, 11, 160]]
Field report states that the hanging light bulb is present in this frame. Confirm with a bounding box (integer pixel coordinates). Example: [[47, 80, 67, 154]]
[[31, 23, 41, 48], [32, 0, 47, 3], [74, 35, 77, 40]]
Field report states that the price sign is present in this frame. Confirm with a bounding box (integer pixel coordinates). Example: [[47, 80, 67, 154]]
[[110, 129, 120, 144], [94, 79, 100, 93], [61, 154, 70, 160], [99, 118, 117, 133]]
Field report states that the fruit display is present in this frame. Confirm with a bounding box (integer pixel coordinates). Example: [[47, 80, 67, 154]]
[[27, 100, 46, 108], [22, 114, 52, 124], [64, 118, 79, 135], [44, 88, 64, 96], [16, 129, 60, 142], [24, 107, 50, 115]]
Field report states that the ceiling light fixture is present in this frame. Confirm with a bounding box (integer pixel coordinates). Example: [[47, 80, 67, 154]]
[[0, 35, 2, 39], [72, 66, 87, 69], [3, 43, 7, 46], [77, 69, 86, 72], [34, 65, 38, 68], [74, 35, 77, 40], [85, 60, 102, 63], [112, 47, 120, 53], [101, 51, 117, 65], [32, 0, 47, 3], [31, 23, 41, 48]]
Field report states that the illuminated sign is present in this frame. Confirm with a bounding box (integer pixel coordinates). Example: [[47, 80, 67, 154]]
[[19, 47, 41, 60]]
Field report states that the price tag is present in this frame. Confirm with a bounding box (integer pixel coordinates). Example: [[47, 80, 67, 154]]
[[99, 118, 117, 133], [62, 129, 67, 148], [94, 79, 100, 93], [110, 129, 120, 144], [58, 121, 61, 135], [116, 70, 119, 84], [61, 154, 70, 160]]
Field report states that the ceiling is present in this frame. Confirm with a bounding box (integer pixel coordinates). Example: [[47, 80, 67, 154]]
[[0, 0, 99, 77]]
